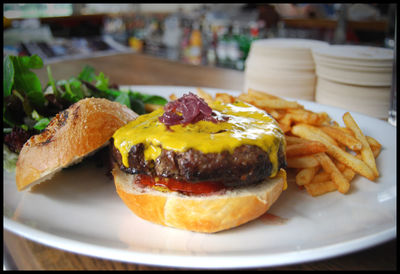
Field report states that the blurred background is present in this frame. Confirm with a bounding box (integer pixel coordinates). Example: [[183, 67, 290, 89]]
[[3, 3, 397, 69]]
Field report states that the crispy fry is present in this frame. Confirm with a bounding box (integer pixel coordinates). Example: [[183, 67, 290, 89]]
[[286, 141, 326, 158], [292, 124, 376, 181], [287, 109, 327, 126], [310, 171, 331, 184], [366, 136, 382, 158], [169, 94, 177, 101], [287, 155, 319, 168], [296, 166, 320, 186], [279, 122, 292, 133], [243, 89, 303, 109], [342, 167, 356, 181], [321, 125, 363, 151], [215, 93, 235, 103], [304, 180, 337, 197], [196, 88, 214, 104], [247, 88, 280, 100], [285, 136, 309, 145], [313, 152, 350, 194], [290, 123, 338, 146], [343, 112, 379, 178]]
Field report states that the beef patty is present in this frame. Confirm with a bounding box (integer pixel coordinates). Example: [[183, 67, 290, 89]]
[[111, 140, 286, 187]]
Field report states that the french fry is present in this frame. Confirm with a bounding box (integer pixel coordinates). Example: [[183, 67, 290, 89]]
[[291, 124, 376, 181], [287, 155, 319, 168], [215, 93, 235, 103], [310, 171, 331, 184], [314, 152, 350, 194], [366, 136, 382, 158], [244, 89, 303, 109], [304, 180, 337, 197], [256, 98, 302, 109], [343, 112, 379, 178], [296, 166, 320, 186], [290, 123, 338, 146], [279, 122, 292, 133], [342, 167, 356, 181], [247, 88, 280, 100], [287, 109, 324, 125], [286, 141, 327, 158], [321, 125, 363, 151], [196, 88, 214, 104], [285, 136, 309, 145], [279, 113, 292, 128]]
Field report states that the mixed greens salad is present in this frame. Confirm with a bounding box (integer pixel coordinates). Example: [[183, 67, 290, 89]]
[[3, 54, 167, 170]]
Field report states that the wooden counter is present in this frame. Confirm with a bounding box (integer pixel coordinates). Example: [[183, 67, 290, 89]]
[[4, 52, 396, 271]]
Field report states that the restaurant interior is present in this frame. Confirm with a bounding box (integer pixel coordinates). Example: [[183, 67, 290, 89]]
[[4, 4, 396, 68]]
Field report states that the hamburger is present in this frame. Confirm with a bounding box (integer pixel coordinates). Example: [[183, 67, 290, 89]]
[[111, 93, 287, 233]]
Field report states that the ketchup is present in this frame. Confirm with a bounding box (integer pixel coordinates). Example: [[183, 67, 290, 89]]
[[134, 174, 226, 196]]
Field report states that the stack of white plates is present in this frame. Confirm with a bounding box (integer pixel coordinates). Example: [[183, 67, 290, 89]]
[[244, 38, 329, 101], [313, 45, 394, 119]]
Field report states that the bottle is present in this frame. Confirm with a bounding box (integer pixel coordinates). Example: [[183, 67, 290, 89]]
[[188, 22, 202, 65]]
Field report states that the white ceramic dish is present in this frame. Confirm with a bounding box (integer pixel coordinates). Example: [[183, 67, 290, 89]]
[[4, 86, 396, 269], [312, 45, 394, 61], [315, 78, 390, 119], [315, 63, 392, 86]]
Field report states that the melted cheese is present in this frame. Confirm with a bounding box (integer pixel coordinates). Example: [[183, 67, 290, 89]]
[[112, 100, 285, 178]]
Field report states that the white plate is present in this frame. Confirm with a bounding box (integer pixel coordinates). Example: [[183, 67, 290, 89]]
[[315, 78, 390, 119], [4, 86, 396, 269], [312, 45, 394, 61]]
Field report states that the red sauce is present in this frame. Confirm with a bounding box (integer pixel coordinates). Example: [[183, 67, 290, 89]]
[[134, 174, 227, 196]]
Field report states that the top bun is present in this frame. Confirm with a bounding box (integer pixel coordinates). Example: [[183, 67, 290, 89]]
[[15, 98, 138, 191]]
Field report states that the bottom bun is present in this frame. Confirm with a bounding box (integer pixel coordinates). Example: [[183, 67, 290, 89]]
[[113, 166, 286, 233]]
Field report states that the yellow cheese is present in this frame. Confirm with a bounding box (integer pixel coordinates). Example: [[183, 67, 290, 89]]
[[112, 100, 285, 178]]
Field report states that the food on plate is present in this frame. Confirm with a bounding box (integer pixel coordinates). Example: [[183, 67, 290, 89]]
[[111, 93, 287, 233], [15, 98, 138, 191], [195, 88, 381, 197]]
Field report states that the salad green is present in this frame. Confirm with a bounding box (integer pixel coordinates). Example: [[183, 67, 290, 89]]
[[3, 54, 168, 160]]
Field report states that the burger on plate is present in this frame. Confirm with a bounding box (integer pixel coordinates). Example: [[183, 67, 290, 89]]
[[111, 93, 287, 233]]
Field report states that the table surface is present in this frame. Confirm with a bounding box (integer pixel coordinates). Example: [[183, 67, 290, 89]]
[[3, 52, 396, 270]]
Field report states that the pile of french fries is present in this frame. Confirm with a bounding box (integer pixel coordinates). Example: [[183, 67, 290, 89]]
[[193, 88, 381, 197]]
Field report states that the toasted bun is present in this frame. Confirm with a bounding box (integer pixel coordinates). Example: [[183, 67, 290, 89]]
[[16, 98, 138, 191], [113, 166, 286, 233]]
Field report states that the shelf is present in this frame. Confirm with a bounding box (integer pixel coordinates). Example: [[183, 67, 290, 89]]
[[282, 18, 388, 32]]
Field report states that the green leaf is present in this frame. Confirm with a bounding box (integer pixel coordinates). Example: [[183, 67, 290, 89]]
[[11, 55, 45, 108], [114, 92, 131, 108], [61, 79, 84, 103], [20, 54, 43, 69], [33, 117, 51, 130], [129, 91, 167, 105], [3, 55, 14, 98], [68, 77, 84, 100], [142, 95, 168, 105], [47, 65, 58, 97], [129, 98, 146, 114], [95, 72, 109, 91], [78, 65, 96, 82], [3, 107, 16, 128], [3, 127, 12, 134]]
